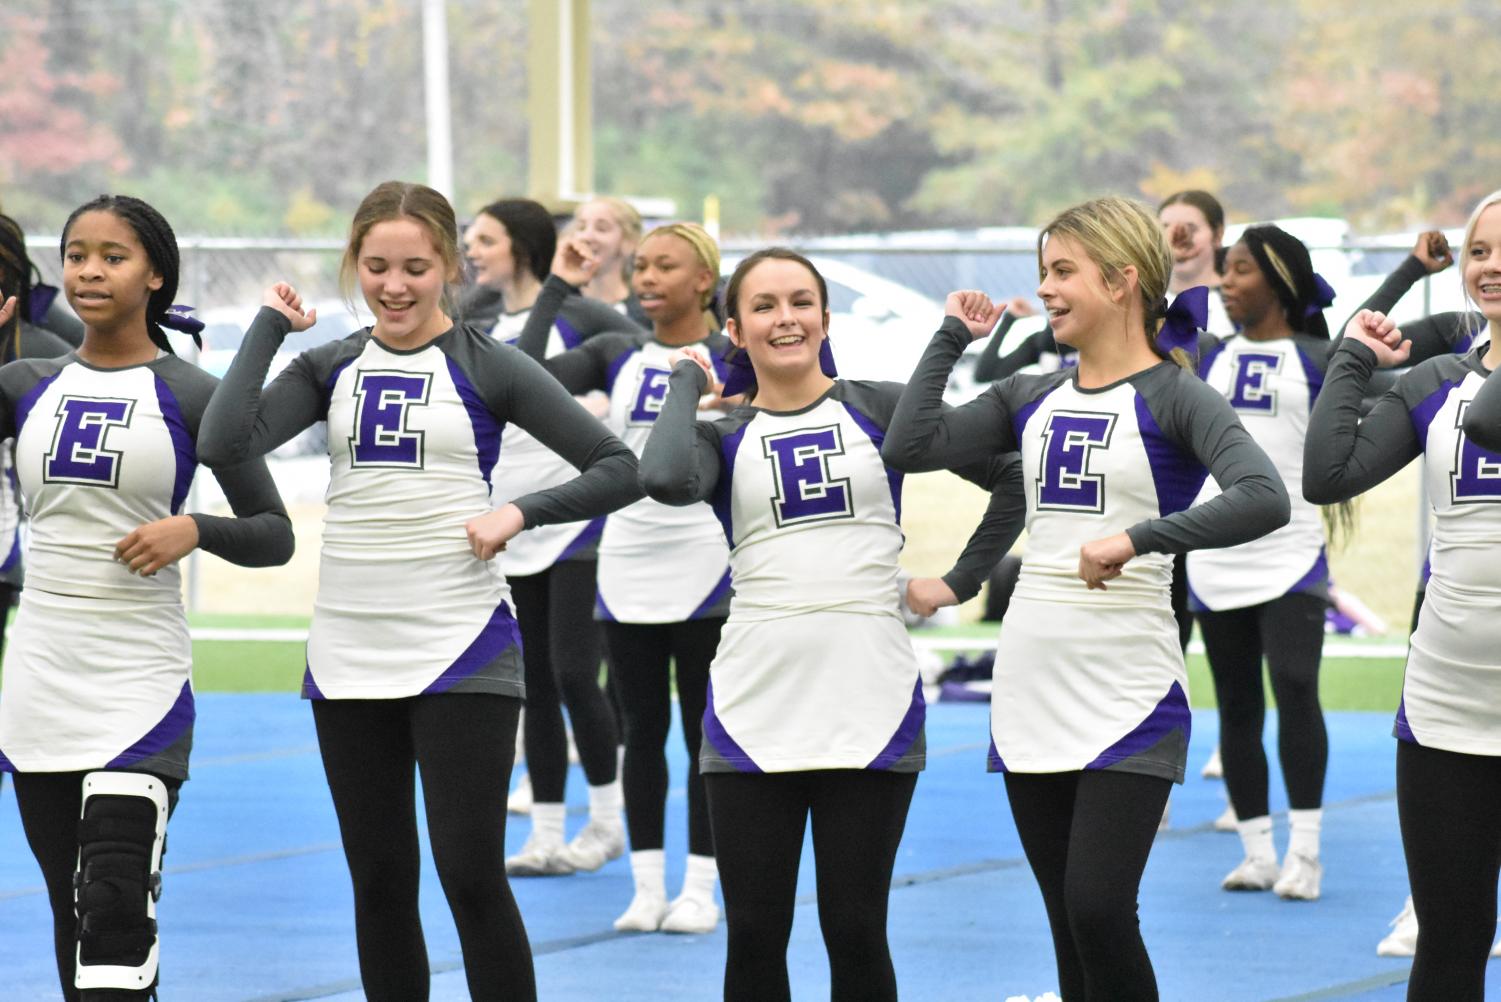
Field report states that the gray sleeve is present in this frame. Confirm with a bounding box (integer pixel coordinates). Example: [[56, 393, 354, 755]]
[[197, 307, 339, 467], [1389, 311, 1485, 367], [1303, 340, 1427, 503], [1125, 368, 1290, 555], [0, 356, 71, 441], [446, 334, 642, 527], [1463, 359, 1501, 452], [17, 322, 71, 360], [558, 292, 647, 338], [152, 359, 295, 568], [514, 275, 574, 361], [882, 318, 1021, 471], [638, 361, 726, 505], [941, 454, 1027, 602], [970, 314, 1023, 382], [41, 298, 85, 348]]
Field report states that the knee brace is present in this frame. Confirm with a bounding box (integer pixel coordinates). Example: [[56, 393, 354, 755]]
[[73, 771, 169, 996]]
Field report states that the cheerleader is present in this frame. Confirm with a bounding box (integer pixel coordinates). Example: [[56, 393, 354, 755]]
[[0, 195, 294, 1002], [639, 247, 1023, 1000], [513, 222, 729, 933], [197, 181, 641, 1001], [882, 196, 1288, 1001], [570, 196, 648, 326], [1305, 190, 1501, 1000]]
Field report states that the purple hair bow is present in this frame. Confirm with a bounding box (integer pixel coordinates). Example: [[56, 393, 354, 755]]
[[1306, 273, 1336, 318], [1156, 285, 1209, 357], [159, 304, 206, 337], [721, 337, 839, 398], [26, 283, 59, 325]]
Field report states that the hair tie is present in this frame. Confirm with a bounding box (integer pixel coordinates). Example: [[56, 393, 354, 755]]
[[1155, 286, 1208, 358], [1305, 273, 1336, 318], [721, 337, 839, 398]]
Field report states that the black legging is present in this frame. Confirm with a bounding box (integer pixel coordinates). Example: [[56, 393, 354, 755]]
[[1197, 591, 1328, 818], [1398, 740, 1501, 1002], [13, 769, 182, 1002], [604, 617, 722, 856], [706, 769, 917, 1002], [312, 694, 534, 1002], [1170, 553, 1192, 652], [509, 560, 617, 802], [1004, 769, 1171, 1002]]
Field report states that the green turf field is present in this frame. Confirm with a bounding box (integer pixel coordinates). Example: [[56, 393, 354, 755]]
[[176, 614, 1408, 712]]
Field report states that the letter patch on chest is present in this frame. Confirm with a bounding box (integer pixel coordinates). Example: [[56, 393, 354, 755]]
[[45, 396, 135, 487], [763, 425, 853, 528], [1228, 352, 1283, 413], [628, 366, 672, 424], [1037, 410, 1116, 513], [349, 370, 432, 468], [1452, 400, 1501, 503]]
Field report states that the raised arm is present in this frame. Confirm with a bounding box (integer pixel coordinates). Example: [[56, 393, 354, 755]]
[[1304, 311, 1424, 504], [883, 295, 1016, 472], [198, 287, 328, 467], [638, 358, 725, 505]]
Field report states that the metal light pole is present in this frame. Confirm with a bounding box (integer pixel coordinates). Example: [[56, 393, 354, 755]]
[[422, 0, 455, 200]]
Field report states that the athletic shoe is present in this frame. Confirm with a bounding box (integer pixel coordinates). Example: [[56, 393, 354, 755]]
[[505, 834, 575, 877], [613, 891, 669, 932], [1221, 855, 1279, 891], [1376, 896, 1417, 957], [1213, 805, 1238, 832], [659, 894, 720, 934], [561, 819, 626, 872], [1491, 930, 1501, 957], [507, 772, 533, 815], [1201, 746, 1223, 779], [1273, 852, 1322, 901]]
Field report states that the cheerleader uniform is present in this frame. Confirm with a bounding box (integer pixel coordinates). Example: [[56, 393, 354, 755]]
[[640, 360, 1023, 1001], [198, 307, 639, 1001], [0, 348, 292, 1000], [883, 316, 1288, 1001], [1307, 334, 1501, 999], [515, 297, 731, 865]]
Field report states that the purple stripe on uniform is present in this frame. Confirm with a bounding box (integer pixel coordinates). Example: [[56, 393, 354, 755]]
[[1197, 339, 1228, 380], [1394, 696, 1416, 743], [1133, 396, 1207, 516], [0, 746, 14, 772], [445, 357, 504, 490], [422, 599, 523, 694], [702, 677, 762, 773], [842, 402, 904, 522], [594, 589, 617, 622], [604, 346, 640, 396], [711, 422, 749, 546], [302, 663, 326, 700], [1085, 680, 1191, 770], [0, 533, 20, 574], [1186, 579, 1209, 614], [689, 568, 733, 620], [1012, 389, 1050, 441], [1409, 378, 1463, 446], [106, 680, 195, 768], [153, 375, 197, 515], [866, 677, 926, 769], [987, 737, 1007, 773], [1295, 347, 1325, 410], [554, 316, 583, 351], [556, 517, 606, 562], [321, 357, 357, 420], [1286, 547, 1329, 596], [14, 370, 63, 439]]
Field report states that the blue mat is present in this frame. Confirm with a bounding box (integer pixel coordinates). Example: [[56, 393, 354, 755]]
[[2, 697, 1496, 1000]]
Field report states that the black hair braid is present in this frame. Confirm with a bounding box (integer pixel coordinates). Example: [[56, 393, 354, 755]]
[[1240, 224, 1331, 341], [60, 194, 182, 355], [0, 215, 31, 362]]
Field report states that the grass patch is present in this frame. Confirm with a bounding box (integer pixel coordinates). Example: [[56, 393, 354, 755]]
[[192, 641, 307, 692]]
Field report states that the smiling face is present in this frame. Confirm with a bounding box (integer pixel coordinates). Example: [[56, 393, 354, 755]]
[[464, 212, 514, 288], [632, 233, 715, 328], [1035, 233, 1123, 349], [573, 200, 634, 271], [1218, 240, 1282, 328], [62, 210, 162, 332], [1464, 202, 1501, 326], [726, 256, 830, 386], [357, 217, 454, 343]]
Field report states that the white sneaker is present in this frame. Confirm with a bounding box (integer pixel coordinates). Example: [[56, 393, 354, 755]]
[[1273, 852, 1322, 901], [560, 818, 626, 872], [505, 834, 575, 877], [1213, 805, 1238, 832], [1221, 855, 1279, 891], [1158, 800, 1170, 832], [659, 894, 720, 934], [613, 890, 669, 932], [1376, 896, 1417, 957], [1491, 929, 1501, 957], [1201, 746, 1223, 779], [507, 772, 533, 815]]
